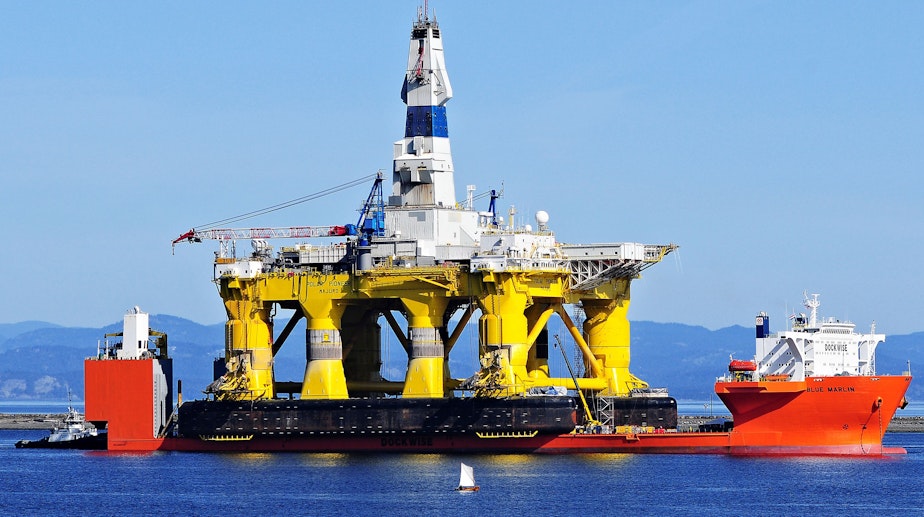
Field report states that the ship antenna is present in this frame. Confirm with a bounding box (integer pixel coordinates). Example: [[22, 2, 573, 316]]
[[803, 291, 820, 328]]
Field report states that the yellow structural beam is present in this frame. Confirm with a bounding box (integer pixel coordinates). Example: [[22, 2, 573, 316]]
[[381, 310, 412, 355], [525, 304, 554, 381], [554, 304, 604, 379], [525, 305, 555, 346], [444, 303, 476, 354]]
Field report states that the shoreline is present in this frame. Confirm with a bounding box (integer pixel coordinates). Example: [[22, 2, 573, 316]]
[[1, 413, 64, 430], [3, 413, 924, 432]]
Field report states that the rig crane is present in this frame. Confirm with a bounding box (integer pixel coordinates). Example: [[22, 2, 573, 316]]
[[172, 173, 385, 250]]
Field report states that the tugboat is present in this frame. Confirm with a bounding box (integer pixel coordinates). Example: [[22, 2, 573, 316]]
[[15, 397, 106, 450]]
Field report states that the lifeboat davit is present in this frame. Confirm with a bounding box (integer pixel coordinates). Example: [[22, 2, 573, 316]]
[[728, 359, 757, 372]]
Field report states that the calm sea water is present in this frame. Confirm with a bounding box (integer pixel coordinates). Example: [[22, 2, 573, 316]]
[[2, 430, 923, 516]]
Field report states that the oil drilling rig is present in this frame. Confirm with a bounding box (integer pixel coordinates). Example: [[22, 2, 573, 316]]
[[172, 8, 676, 435]]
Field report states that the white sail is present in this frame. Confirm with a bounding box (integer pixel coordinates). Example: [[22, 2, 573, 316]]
[[459, 463, 476, 488]]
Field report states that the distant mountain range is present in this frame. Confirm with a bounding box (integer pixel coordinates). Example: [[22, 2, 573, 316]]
[[1, 317, 921, 402]]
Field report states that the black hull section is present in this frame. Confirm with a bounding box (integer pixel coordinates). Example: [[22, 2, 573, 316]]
[[594, 396, 678, 429], [177, 396, 578, 439]]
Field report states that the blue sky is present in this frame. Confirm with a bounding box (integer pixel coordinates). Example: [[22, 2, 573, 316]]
[[1, 1, 922, 334]]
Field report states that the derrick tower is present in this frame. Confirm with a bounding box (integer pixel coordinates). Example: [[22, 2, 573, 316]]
[[394, 9, 454, 207], [186, 8, 676, 404]]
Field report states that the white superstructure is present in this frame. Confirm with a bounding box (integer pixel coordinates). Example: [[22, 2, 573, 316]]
[[370, 8, 670, 276], [94, 306, 173, 438], [752, 293, 884, 381], [178, 7, 677, 286], [117, 306, 150, 360]]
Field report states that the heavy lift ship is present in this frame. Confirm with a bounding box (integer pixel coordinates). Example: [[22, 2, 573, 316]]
[[83, 8, 909, 455]]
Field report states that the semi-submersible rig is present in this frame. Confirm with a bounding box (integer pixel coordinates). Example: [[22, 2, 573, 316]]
[[87, 9, 678, 452]]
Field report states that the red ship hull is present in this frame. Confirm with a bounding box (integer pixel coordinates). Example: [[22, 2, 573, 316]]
[[95, 428, 907, 456], [715, 375, 911, 455], [85, 359, 911, 456], [107, 432, 735, 454]]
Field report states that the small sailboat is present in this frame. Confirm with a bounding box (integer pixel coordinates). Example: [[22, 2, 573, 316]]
[[457, 462, 480, 492]]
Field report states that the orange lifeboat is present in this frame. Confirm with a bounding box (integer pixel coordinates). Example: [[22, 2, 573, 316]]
[[728, 359, 757, 372]]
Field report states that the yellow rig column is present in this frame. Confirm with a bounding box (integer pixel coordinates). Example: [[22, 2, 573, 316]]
[[580, 279, 648, 396], [300, 298, 349, 399], [221, 296, 275, 401], [477, 274, 531, 396], [401, 295, 448, 398]]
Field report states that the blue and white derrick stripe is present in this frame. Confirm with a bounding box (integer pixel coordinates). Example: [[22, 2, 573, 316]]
[[405, 106, 448, 138]]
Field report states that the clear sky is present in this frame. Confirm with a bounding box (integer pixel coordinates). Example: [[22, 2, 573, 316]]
[[2, 1, 922, 334]]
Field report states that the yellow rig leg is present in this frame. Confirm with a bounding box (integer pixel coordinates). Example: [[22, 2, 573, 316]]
[[222, 299, 275, 401], [401, 296, 448, 398], [300, 300, 349, 400], [582, 293, 649, 396], [478, 276, 531, 396]]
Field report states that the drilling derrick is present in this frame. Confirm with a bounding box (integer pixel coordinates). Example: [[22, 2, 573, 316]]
[[394, 11, 454, 208], [184, 8, 676, 408]]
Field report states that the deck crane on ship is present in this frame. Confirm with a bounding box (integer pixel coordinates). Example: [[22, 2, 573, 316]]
[[172, 172, 386, 249]]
